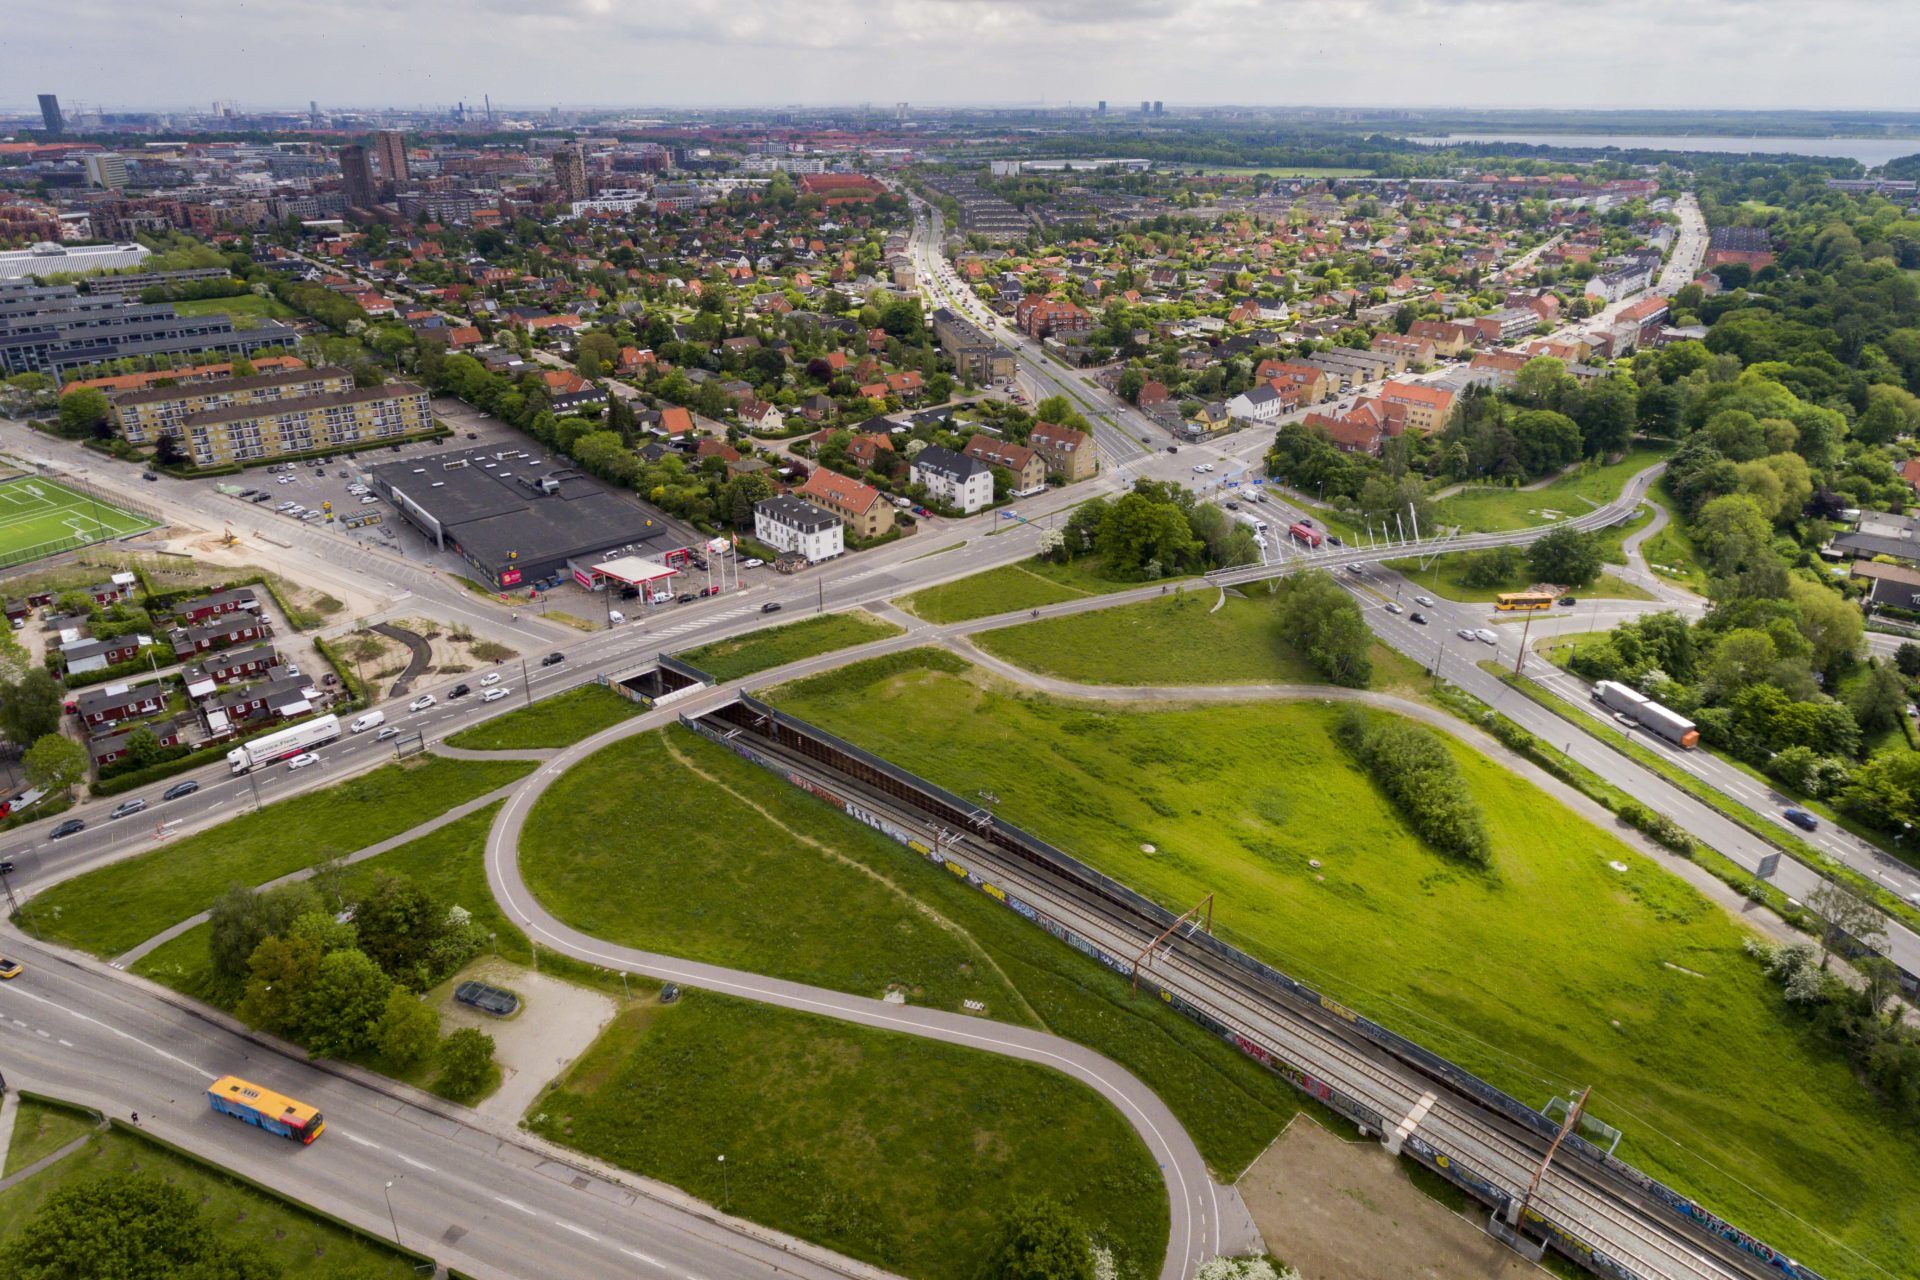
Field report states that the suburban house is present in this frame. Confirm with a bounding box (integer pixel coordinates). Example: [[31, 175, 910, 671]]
[[1254, 361, 1329, 404], [59, 631, 152, 675], [169, 614, 272, 660], [911, 445, 995, 514], [1013, 296, 1092, 340], [754, 495, 845, 563], [87, 717, 186, 768], [1226, 383, 1289, 425], [168, 586, 260, 624], [87, 574, 140, 606], [963, 435, 1047, 497], [1027, 422, 1098, 483], [200, 669, 319, 734], [1851, 560, 1920, 611], [798, 469, 895, 541], [1407, 319, 1476, 357], [1377, 381, 1457, 435], [74, 678, 172, 730], [182, 642, 279, 696]]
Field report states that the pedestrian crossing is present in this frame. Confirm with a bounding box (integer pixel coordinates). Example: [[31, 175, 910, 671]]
[[642, 602, 764, 642]]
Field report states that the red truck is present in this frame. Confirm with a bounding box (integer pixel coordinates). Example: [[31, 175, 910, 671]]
[[1287, 522, 1324, 548]]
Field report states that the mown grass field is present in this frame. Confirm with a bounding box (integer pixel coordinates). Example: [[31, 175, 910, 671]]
[[3, 1098, 97, 1176], [1640, 496, 1711, 592], [527, 990, 1168, 1280], [0, 1120, 423, 1277], [972, 585, 1427, 689], [520, 720, 1300, 1175], [445, 683, 640, 750], [1435, 447, 1668, 533], [676, 608, 903, 682], [1384, 502, 1659, 603], [896, 555, 1164, 624], [170, 292, 298, 327], [30, 755, 532, 958], [766, 650, 1920, 1280]]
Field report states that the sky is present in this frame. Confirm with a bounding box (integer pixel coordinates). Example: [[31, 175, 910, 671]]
[[8, 0, 1920, 114]]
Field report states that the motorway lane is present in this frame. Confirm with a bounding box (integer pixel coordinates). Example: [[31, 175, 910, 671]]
[[0, 933, 893, 1280]]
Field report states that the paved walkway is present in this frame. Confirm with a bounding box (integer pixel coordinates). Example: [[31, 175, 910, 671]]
[[0, 1134, 95, 1193]]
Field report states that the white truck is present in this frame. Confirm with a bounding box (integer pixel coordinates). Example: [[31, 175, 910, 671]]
[[226, 715, 341, 773]]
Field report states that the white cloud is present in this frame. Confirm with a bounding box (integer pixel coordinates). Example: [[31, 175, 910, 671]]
[[7, 0, 1918, 110]]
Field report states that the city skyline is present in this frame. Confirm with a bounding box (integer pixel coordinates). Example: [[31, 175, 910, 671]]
[[9, 0, 1920, 114]]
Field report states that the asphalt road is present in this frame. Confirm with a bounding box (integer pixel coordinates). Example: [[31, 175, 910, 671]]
[[0, 928, 895, 1280]]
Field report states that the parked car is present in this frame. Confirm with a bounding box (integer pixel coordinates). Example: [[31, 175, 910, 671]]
[[1457, 628, 1475, 640], [762, 601, 783, 613], [541, 652, 566, 667], [481, 687, 509, 703], [1783, 808, 1820, 832], [50, 818, 85, 839], [162, 779, 200, 802], [286, 753, 319, 770], [677, 592, 696, 603], [109, 798, 147, 820], [142, 472, 158, 482], [408, 694, 436, 712], [742, 558, 765, 569]]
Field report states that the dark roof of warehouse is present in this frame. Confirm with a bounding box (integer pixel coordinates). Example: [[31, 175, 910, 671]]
[[367, 445, 667, 571]]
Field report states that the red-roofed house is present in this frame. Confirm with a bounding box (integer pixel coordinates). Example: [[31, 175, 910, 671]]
[[799, 468, 895, 540], [963, 434, 1046, 496], [1377, 380, 1455, 434]]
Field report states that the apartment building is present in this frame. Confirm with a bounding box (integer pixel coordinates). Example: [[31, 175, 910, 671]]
[[797, 468, 895, 541], [1378, 380, 1457, 435], [111, 366, 355, 445], [910, 445, 994, 514], [931, 307, 1015, 384], [754, 495, 844, 563], [963, 435, 1047, 496], [177, 382, 434, 466]]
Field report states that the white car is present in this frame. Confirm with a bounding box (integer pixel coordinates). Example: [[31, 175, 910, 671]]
[[1202, 463, 1215, 473], [375, 725, 401, 741], [1457, 628, 1475, 641], [741, 558, 764, 569], [1414, 595, 1436, 607], [1475, 629, 1498, 645], [1193, 464, 1207, 474], [480, 672, 502, 686], [286, 752, 319, 770], [359, 496, 377, 505], [408, 694, 436, 712], [481, 687, 509, 703]]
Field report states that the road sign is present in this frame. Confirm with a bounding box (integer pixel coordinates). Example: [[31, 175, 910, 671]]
[[1755, 852, 1782, 881]]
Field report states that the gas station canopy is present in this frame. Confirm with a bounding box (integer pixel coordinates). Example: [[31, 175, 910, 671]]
[[590, 555, 678, 586]]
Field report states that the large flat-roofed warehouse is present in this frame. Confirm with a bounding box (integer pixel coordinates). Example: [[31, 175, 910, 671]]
[[366, 446, 676, 589]]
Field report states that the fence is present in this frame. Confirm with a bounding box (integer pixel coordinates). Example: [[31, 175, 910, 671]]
[[686, 694, 1829, 1280], [0, 464, 165, 576]]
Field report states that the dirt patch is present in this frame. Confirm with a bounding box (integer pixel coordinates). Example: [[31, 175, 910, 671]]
[[1237, 1118, 1546, 1280], [431, 957, 619, 1123]]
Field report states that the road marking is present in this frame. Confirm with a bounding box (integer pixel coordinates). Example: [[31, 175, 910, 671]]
[[0, 987, 211, 1077], [555, 1221, 598, 1241], [396, 1153, 434, 1171], [494, 1196, 536, 1215], [619, 1248, 662, 1267], [57, 1038, 72, 1047], [337, 1131, 381, 1149]]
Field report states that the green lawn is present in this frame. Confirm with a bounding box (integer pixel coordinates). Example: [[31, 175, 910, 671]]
[[1380, 556, 1653, 604], [1639, 498, 1710, 592], [171, 293, 298, 328], [444, 683, 640, 750], [1189, 165, 1374, 178], [0, 476, 154, 568], [972, 585, 1427, 690], [28, 755, 533, 958], [676, 609, 904, 682], [896, 555, 1162, 624], [527, 990, 1168, 1280], [767, 650, 1920, 1280], [0, 1122, 423, 1278], [520, 721, 1299, 1175], [3, 1098, 98, 1176], [1435, 447, 1668, 533]]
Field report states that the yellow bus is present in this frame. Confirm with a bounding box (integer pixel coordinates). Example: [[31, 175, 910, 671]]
[[206, 1076, 326, 1144], [1495, 591, 1555, 612]]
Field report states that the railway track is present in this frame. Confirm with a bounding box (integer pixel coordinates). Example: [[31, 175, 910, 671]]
[[711, 716, 1810, 1280]]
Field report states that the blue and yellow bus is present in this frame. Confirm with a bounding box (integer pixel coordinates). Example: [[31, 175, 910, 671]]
[[206, 1076, 326, 1144]]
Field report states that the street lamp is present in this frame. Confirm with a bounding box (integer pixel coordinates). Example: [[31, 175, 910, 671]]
[[382, 1180, 400, 1246], [717, 1154, 729, 1209]]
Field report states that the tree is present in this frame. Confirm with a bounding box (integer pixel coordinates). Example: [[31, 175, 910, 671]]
[[352, 871, 441, 985], [57, 387, 110, 438], [438, 1026, 497, 1099], [1508, 410, 1583, 477], [1117, 367, 1145, 404], [985, 1197, 1094, 1280], [0, 668, 64, 744], [209, 881, 322, 986], [377, 987, 442, 1068], [1096, 492, 1199, 578], [1460, 545, 1527, 589], [1526, 527, 1602, 588], [1512, 356, 1575, 410], [1896, 643, 1920, 679], [720, 472, 774, 527], [296, 947, 393, 1058], [23, 733, 87, 793], [237, 930, 326, 1035], [1849, 659, 1911, 738], [1572, 374, 1637, 457], [1274, 570, 1373, 688], [1694, 494, 1786, 599], [153, 432, 188, 467], [1788, 579, 1863, 675], [0, 1173, 280, 1280], [1806, 881, 1887, 971]]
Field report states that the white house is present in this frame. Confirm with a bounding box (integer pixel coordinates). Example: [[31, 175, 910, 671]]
[[910, 444, 995, 514], [1225, 383, 1286, 424], [754, 495, 844, 563]]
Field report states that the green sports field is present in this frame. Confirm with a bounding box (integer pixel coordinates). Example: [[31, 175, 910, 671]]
[[0, 476, 154, 568]]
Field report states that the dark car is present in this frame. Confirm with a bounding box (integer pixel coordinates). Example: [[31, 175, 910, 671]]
[[1558, 596, 1578, 606], [250, 492, 271, 503], [162, 779, 200, 802], [1783, 808, 1820, 832], [619, 585, 641, 600], [1409, 612, 1428, 625], [762, 602, 783, 614], [541, 652, 566, 667], [467, 432, 478, 440], [1224, 501, 1240, 511], [677, 593, 696, 603], [1166, 445, 1180, 453], [1327, 535, 1343, 546], [141, 471, 158, 482], [109, 798, 147, 820], [450, 683, 471, 699], [50, 818, 86, 840]]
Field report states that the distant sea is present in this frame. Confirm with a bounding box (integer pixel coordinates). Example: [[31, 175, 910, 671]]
[[1407, 133, 1918, 166]]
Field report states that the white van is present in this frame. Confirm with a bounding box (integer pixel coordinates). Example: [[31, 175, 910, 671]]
[[349, 710, 387, 733], [608, 610, 625, 625]]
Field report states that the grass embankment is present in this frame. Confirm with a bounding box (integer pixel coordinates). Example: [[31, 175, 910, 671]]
[[1384, 503, 1658, 603], [445, 684, 640, 750], [676, 609, 904, 682], [520, 720, 1299, 1175], [1435, 447, 1668, 533], [528, 990, 1167, 1280], [767, 649, 1920, 1280], [1639, 496, 1710, 592], [29, 755, 533, 958], [0, 1120, 423, 1278], [895, 555, 1162, 624], [3, 1099, 98, 1176], [971, 585, 1426, 691]]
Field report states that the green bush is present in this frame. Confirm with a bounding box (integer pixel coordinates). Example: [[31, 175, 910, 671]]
[[1335, 708, 1492, 868]]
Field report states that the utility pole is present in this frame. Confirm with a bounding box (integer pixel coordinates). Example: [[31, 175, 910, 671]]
[[520, 657, 531, 708], [816, 575, 824, 615], [1510, 1087, 1588, 1227], [1514, 608, 1536, 677]]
